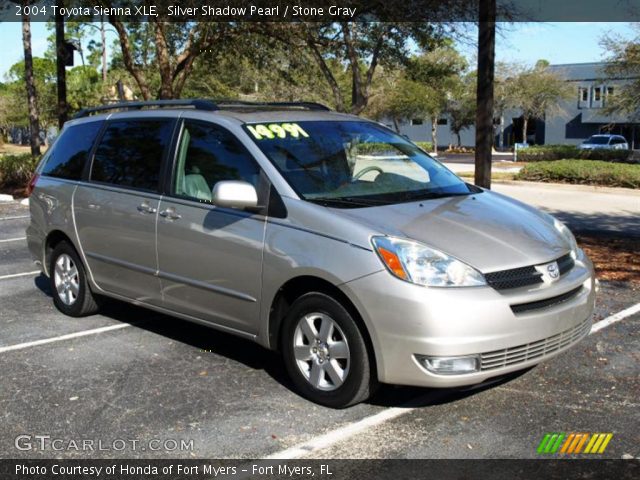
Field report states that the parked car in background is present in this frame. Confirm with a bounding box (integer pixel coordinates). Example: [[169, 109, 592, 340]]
[[579, 134, 629, 150]]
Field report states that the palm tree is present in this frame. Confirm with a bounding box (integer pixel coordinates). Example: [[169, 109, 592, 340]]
[[21, 2, 41, 156]]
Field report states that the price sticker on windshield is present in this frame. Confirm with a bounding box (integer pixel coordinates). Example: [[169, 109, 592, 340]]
[[247, 123, 309, 140]]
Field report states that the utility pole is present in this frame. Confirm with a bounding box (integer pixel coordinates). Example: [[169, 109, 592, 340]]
[[55, 6, 68, 129], [474, 0, 496, 189]]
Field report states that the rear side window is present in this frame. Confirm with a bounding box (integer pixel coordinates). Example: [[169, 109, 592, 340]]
[[91, 119, 173, 192], [41, 121, 102, 180]]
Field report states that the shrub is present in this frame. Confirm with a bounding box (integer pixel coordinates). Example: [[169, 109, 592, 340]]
[[515, 160, 640, 188], [516, 145, 633, 163], [0, 153, 40, 190], [415, 141, 434, 152], [351, 141, 434, 155]]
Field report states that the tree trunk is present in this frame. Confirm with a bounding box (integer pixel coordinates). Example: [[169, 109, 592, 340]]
[[457, 132, 462, 147], [522, 117, 528, 145], [474, 0, 496, 189], [109, 18, 152, 100], [392, 117, 400, 133], [21, 10, 40, 156], [153, 20, 174, 99], [498, 114, 504, 149], [431, 116, 438, 155], [101, 18, 107, 84]]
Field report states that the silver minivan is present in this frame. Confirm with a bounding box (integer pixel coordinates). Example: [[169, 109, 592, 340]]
[[27, 100, 596, 407]]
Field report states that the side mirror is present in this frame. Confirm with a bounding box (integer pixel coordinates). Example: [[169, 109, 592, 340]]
[[212, 181, 258, 210]]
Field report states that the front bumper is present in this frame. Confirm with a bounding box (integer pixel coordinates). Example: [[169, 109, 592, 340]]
[[341, 251, 596, 388]]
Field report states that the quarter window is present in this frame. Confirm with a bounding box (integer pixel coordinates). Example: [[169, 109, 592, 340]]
[[41, 121, 103, 180], [173, 121, 260, 203], [91, 119, 173, 191]]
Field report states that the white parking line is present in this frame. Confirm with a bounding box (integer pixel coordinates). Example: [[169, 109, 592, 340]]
[[0, 324, 131, 354], [265, 303, 640, 459], [590, 302, 640, 333], [265, 399, 425, 459], [0, 270, 40, 280], [0, 215, 29, 221], [0, 237, 26, 243]]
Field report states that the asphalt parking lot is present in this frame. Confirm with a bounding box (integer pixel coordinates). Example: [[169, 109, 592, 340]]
[[0, 199, 638, 460]]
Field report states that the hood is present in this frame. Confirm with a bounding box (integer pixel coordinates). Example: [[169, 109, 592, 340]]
[[333, 190, 569, 273]]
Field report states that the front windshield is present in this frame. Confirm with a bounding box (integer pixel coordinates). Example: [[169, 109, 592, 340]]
[[585, 136, 609, 144], [244, 120, 477, 207]]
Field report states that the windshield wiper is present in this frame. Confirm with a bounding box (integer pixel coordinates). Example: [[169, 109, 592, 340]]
[[401, 190, 474, 201], [308, 197, 382, 208]]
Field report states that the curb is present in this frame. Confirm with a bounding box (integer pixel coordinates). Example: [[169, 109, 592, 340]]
[[489, 180, 640, 196]]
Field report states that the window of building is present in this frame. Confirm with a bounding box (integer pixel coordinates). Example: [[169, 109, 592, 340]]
[[411, 118, 423, 126], [593, 87, 602, 102], [606, 86, 614, 96], [579, 87, 588, 102], [437, 118, 448, 125], [173, 120, 261, 203], [91, 119, 174, 192], [41, 121, 103, 180]]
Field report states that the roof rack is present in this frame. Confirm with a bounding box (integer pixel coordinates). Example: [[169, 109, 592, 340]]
[[214, 100, 331, 111], [73, 99, 331, 119], [73, 99, 218, 119]]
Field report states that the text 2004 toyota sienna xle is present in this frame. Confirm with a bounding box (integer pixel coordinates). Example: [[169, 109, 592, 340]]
[[27, 100, 596, 408]]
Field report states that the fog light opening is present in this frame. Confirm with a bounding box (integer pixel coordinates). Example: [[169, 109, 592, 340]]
[[417, 355, 480, 375]]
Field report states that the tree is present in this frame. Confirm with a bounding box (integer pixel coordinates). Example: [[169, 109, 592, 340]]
[[257, 22, 454, 114], [447, 72, 476, 147], [5, 58, 57, 131], [601, 26, 640, 120], [493, 63, 519, 149], [407, 45, 467, 154], [107, 20, 231, 99], [509, 63, 573, 144], [21, 3, 41, 156], [366, 73, 436, 133]]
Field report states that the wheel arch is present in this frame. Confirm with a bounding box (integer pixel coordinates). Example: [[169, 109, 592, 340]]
[[43, 230, 77, 276], [268, 275, 378, 377]]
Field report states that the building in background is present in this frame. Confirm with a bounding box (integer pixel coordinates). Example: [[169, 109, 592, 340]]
[[394, 62, 640, 150]]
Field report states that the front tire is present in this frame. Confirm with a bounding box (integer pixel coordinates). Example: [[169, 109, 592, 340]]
[[49, 241, 99, 317], [281, 292, 376, 408]]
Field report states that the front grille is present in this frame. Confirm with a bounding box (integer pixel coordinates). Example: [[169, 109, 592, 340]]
[[557, 253, 575, 275], [484, 253, 575, 291], [510, 286, 583, 314], [480, 317, 591, 371]]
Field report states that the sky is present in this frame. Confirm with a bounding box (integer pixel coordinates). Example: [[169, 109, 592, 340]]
[[0, 22, 637, 80]]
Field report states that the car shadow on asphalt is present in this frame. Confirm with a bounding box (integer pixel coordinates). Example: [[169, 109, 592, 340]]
[[34, 273, 532, 409], [549, 210, 640, 238]]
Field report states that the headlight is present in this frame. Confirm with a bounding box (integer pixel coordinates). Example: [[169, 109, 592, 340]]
[[371, 236, 486, 287], [553, 218, 579, 259]]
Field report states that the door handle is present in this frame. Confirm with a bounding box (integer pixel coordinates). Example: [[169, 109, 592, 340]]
[[159, 208, 181, 220], [137, 202, 157, 214]]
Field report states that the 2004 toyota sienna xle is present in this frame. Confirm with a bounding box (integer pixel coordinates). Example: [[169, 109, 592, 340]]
[[27, 100, 596, 408]]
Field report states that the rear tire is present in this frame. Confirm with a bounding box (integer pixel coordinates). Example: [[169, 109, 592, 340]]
[[49, 241, 100, 317], [281, 292, 377, 408]]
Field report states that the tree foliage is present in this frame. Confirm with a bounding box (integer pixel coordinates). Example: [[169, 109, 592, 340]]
[[602, 25, 640, 120], [507, 62, 573, 142]]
